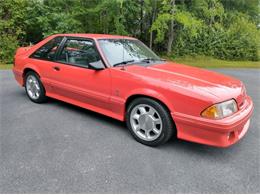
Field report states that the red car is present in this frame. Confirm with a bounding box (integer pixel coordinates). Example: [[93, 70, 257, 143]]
[[13, 34, 253, 147]]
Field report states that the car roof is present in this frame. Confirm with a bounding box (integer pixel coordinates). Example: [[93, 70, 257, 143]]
[[52, 33, 137, 40]]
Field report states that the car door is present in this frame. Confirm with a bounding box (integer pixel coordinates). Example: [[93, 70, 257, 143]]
[[29, 36, 64, 92], [48, 37, 111, 111]]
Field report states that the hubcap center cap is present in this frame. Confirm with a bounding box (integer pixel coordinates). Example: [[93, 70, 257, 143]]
[[139, 114, 153, 131]]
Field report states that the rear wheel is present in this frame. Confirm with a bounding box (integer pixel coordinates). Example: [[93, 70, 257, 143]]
[[25, 71, 47, 103], [126, 97, 175, 146]]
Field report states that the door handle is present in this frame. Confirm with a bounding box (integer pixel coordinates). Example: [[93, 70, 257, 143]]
[[53, 66, 60, 71]]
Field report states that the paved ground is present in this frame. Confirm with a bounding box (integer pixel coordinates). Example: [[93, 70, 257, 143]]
[[0, 69, 259, 193]]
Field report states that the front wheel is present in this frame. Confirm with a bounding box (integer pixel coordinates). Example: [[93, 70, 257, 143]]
[[126, 97, 175, 146], [25, 71, 47, 103]]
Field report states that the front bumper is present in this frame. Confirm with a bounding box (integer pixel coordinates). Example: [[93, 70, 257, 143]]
[[172, 96, 253, 147]]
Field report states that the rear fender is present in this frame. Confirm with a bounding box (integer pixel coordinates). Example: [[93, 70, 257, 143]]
[[23, 64, 41, 79], [15, 47, 32, 57]]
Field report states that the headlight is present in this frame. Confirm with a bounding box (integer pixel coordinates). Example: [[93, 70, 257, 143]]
[[201, 99, 238, 119]]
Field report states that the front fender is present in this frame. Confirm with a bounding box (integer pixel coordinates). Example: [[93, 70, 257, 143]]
[[125, 88, 175, 113]]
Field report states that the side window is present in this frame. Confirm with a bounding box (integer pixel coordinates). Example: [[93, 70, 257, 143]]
[[57, 39, 102, 68], [31, 37, 63, 60]]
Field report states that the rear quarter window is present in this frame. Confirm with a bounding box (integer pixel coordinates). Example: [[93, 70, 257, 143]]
[[30, 37, 63, 60]]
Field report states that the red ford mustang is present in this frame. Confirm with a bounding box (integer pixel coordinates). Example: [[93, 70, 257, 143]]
[[13, 34, 253, 147]]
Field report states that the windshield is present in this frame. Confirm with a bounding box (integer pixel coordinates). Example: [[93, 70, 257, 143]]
[[98, 39, 161, 66]]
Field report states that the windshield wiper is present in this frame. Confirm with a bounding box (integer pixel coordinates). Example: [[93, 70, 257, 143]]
[[140, 58, 166, 63], [113, 60, 135, 67]]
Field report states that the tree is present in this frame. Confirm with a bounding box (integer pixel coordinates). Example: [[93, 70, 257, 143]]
[[0, 0, 259, 63], [167, 0, 175, 55], [151, 0, 202, 54], [149, 0, 158, 49], [0, 0, 28, 63]]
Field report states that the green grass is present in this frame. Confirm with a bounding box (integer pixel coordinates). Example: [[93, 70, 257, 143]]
[[171, 56, 260, 68], [1, 56, 260, 69], [0, 63, 13, 70]]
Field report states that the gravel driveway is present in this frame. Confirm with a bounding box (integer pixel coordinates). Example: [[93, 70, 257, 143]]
[[0, 69, 259, 193]]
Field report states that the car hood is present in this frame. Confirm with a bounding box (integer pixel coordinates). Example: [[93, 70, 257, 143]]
[[125, 61, 245, 103]]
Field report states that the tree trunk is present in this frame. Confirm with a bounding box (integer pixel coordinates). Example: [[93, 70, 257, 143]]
[[140, 0, 144, 38], [149, 0, 157, 49], [149, 28, 153, 49], [167, 20, 174, 55], [167, 0, 175, 55]]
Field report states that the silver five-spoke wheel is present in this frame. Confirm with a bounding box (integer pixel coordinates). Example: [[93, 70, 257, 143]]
[[26, 75, 41, 100], [127, 97, 175, 146], [25, 71, 47, 103], [130, 104, 162, 141]]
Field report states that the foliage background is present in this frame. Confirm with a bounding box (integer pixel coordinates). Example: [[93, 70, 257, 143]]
[[0, 0, 259, 64]]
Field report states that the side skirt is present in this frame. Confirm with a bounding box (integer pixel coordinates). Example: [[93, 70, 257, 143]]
[[46, 92, 125, 121]]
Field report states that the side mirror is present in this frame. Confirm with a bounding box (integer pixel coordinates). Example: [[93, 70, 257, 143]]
[[88, 60, 105, 70]]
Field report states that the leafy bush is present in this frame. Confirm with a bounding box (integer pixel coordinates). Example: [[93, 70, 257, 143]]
[[0, 35, 18, 64], [173, 13, 259, 61]]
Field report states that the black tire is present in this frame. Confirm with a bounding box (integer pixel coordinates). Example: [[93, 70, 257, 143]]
[[24, 71, 47, 103], [126, 97, 176, 147]]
